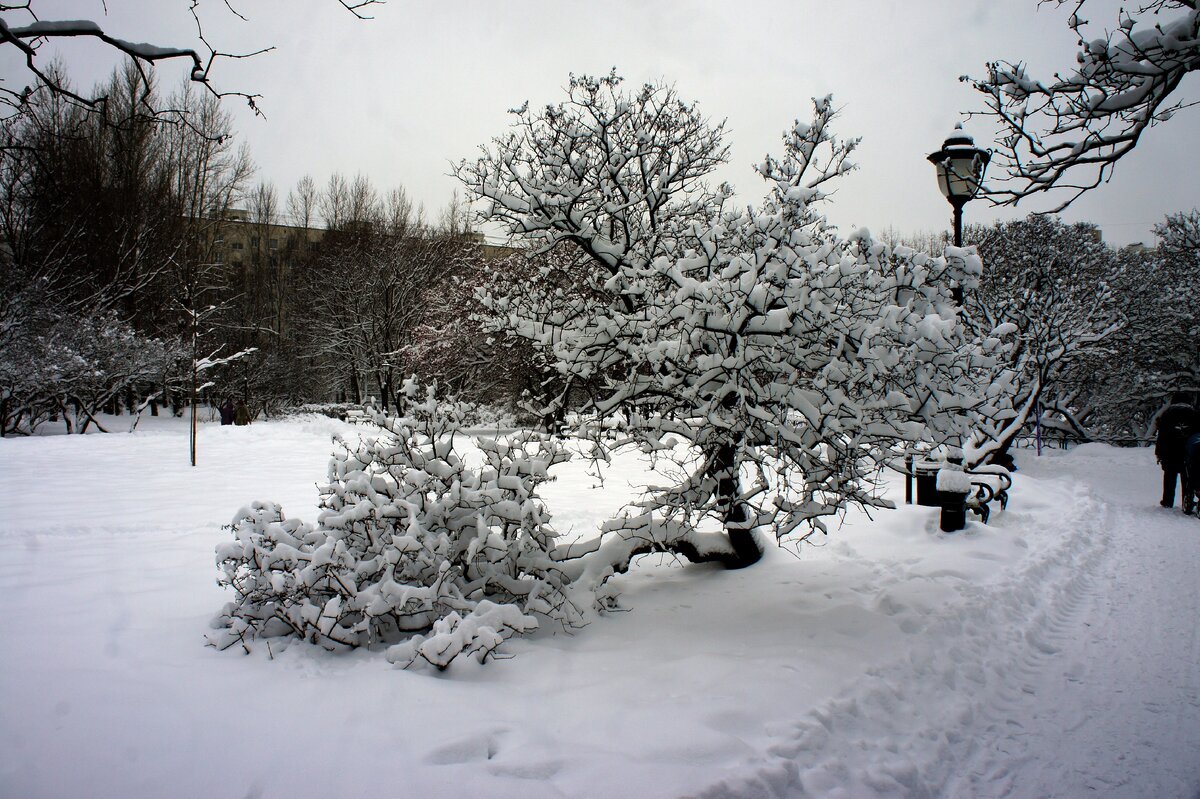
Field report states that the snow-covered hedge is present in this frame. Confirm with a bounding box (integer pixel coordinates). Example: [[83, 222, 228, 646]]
[[208, 382, 577, 669]]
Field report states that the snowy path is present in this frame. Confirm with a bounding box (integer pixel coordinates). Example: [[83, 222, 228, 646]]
[[953, 449, 1200, 798], [698, 446, 1200, 798]]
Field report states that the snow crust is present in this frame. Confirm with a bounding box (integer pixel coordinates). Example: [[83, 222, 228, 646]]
[[1, 416, 1198, 797]]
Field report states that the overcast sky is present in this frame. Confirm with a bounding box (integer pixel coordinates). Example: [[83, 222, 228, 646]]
[[3, 0, 1196, 246]]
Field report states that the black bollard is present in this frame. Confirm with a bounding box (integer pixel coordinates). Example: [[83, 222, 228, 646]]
[[939, 490, 969, 532]]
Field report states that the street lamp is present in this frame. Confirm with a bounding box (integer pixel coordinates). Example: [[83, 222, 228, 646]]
[[927, 123, 990, 250], [921, 124, 991, 532]]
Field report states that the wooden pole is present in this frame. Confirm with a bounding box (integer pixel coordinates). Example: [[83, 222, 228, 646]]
[[190, 308, 198, 467]]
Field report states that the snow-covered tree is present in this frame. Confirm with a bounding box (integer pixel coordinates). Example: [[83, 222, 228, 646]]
[[459, 74, 1006, 568], [968, 0, 1199, 210], [1137, 214, 1200, 397], [209, 381, 576, 669], [1094, 210, 1200, 436], [1155, 207, 1200, 256], [0, 296, 179, 435], [963, 215, 1123, 455]]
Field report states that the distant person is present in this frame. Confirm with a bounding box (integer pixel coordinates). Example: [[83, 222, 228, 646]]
[[234, 399, 252, 426], [1185, 430, 1200, 516], [1154, 392, 1197, 509], [219, 398, 235, 426]]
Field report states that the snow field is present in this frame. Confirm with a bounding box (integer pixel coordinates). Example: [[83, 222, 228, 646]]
[[1, 418, 1197, 798]]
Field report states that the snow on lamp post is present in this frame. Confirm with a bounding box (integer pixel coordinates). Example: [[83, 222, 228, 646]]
[[928, 123, 990, 302]]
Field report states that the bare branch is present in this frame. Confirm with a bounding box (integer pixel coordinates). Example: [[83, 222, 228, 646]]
[[0, 1, 380, 123], [338, 0, 385, 20]]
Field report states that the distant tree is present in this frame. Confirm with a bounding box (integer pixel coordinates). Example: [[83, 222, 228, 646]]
[[964, 215, 1123, 454], [1140, 211, 1200, 396], [157, 76, 254, 437], [1094, 210, 1200, 436], [238, 181, 282, 332], [1155, 207, 1200, 256], [460, 74, 1004, 569], [293, 177, 472, 407], [318, 172, 350, 231], [0, 294, 180, 435], [968, 1, 1199, 210], [877, 226, 950, 258], [286, 175, 319, 230], [2, 65, 185, 328]]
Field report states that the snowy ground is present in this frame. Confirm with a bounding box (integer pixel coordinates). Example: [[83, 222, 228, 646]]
[[1, 415, 1198, 798]]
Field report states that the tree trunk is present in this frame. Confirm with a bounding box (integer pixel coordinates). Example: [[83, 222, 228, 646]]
[[710, 440, 762, 569]]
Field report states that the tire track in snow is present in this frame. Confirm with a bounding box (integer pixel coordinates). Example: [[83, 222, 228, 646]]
[[685, 476, 1113, 799]]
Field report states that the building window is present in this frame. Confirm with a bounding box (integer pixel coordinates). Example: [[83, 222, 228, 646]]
[[269, 238, 279, 250], [231, 241, 244, 250]]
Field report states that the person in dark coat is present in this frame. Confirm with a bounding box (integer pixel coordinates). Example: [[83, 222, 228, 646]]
[[234, 399, 252, 426], [1185, 430, 1200, 516], [1154, 392, 1197, 509], [219, 398, 235, 426]]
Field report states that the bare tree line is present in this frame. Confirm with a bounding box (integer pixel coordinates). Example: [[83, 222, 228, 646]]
[[0, 61, 530, 435]]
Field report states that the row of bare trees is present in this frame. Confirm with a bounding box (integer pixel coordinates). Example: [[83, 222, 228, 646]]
[[0, 62, 536, 435], [0, 64, 249, 434], [221, 175, 516, 416]]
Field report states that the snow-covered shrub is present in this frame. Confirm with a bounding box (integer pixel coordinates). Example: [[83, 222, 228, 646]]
[[0, 299, 179, 436], [208, 382, 576, 669]]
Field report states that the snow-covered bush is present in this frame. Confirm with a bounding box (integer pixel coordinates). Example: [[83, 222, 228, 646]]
[[0, 298, 179, 436], [209, 381, 576, 669]]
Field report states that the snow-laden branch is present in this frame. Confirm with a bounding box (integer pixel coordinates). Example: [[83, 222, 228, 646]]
[[966, 0, 1199, 210], [194, 347, 256, 374]]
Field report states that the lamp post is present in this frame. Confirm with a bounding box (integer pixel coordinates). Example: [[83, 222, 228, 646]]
[[928, 123, 990, 301], [921, 124, 991, 531]]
